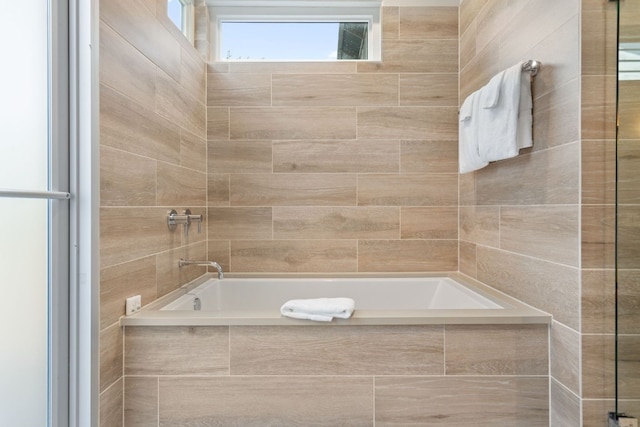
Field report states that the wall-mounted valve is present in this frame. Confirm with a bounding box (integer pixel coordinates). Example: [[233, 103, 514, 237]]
[[167, 209, 204, 237]]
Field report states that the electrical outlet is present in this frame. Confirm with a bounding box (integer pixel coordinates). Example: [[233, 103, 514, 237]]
[[125, 295, 142, 315]]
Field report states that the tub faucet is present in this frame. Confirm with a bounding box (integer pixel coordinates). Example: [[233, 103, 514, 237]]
[[178, 259, 224, 279]]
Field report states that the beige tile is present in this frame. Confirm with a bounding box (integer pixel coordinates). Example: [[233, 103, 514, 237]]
[[100, 207, 177, 268], [618, 335, 640, 399], [358, 174, 457, 206], [619, 269, 640, 335], [206, 73, 271, 107], [401, 207, 457, 239], [99, 378, 123, 427], [124, 377, 158, 427], [100, 84, 181, 164], [582, 205, 615, 269], [399, 74, 458, 107], [400, 140, 458, 173], [228, 61, 357, 74], [459, 20, 476, 71], [207, 174, 230, 206], [475, 142, 579, 205], [124, 326, 229, 375], [550, 321, 580, 395], [500, 205, 580, 267], [445, 324, 548, 375], [230, 107, 357, 140], [460, 39, 501, 101], [155, 241, 207, 297], [159, 376, 373, 426], [273, 139, 399, 173], [156, 162, 206, 207], [459, 241, 477, 279], [582, 334, 615, 399], [618, 139, 640, 205], [206, 107, 229, 140], [208, 207, 272, 240], [99, 22, 155, 108], [230, 173, 357, 206], [179, 47, 206, 105], [582, 399, 615, 427], [619, 81, 640, 140], [358, 39, 458, 73], [477, 246, 580, 330], [231, 240, 358, 273], [100, 324, 123, 393], [156, 69, 206, 138], [180, 129, 206, 172], [272, 74, 398, 106], [582, 8, 617, 76], [459, 0, 487, 36], [582, 75, 617, 140], [274, 206, 399, 240], [550, 379, 581, 427], [459, 206, 499, 247], [358, 240, 457, 272], [532, 78, 580, 151], [399, 7, 458, 39], [582, 139, 616, 205], [207, 140, 272, 173], [375, 376, 548, 426], [582, 269, 616, 334], [100, 256, 157, 330], [619, 205, 640, 269], [382, 6, 399, 40], [357, 107, 457, 140], [459, 171, 476, 206], [100, 146, 156, 207], [207, 240, 231, 273], [231, 325, 443, 375]]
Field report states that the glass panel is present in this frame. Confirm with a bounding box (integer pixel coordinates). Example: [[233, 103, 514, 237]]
[[220, 21, 368, 60]]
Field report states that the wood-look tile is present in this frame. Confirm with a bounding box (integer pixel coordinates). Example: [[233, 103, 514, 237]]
[[207, 73, 271, 107], [583, 399, 616, 427], [619, 81, 640, 140], [445, 324, 548, 375], [180, 47, 206, 105], [207, 140, 272, 173], [459, 206, 499, 247], [124, 326, 229, 375], [100, 324, 123, 393], [399, 7, 458, 39], [550, 321, 580, 395], [156, 241, 207, 297], [228, 61, 357, 74], [550, 379, 581, 427], [180, 129, 206, 172], [100, 207, 178, 268], [208, 207, 272, 240], [459, 241, 477, 279], [207, 173, 230, 206], [582, 334, 615, 399], [230, 174, 357, 206], [100, 0, 181, 81], [582, 205, 615, 269], [231, 325, 444, 375], [158, 376, 373, 426], [230, 240, 358, 273], [358, 174, 457, 206], [618, 269, 640, 335], [500, 205, 580, 267], [400, 140, 457, 173], [618, 336, 640, 399], [399, 74, 458, 107], [532, 78, 580, 152], [156, 69, 206, 138], [207, 240, 231, 274], [358, 39, 458, 73], [618, 139, 640, 205], [99, 378, 123, 427], [459, 0, 487, 36], [357, 107, 457, 140], [99, 22, 156, 108], [582, 75, 617, 140], [156, 162, 206, 207], [475, 0, 525, 56], [100, 84, 181, 164], [100, 146, 156, 207], [272, 74, 398, 106], [382, 6, 399, 40], [582, 9, 617, 76], [582, 139, 616, 205], [206, 107, 229, 140], [459, 171, 476, 206], [100, 256, 157, 330], [273, 206, 399, 240], [124, 377, 158, 427], [582, 269, 616, 334], [230, 107, 357, 140], [477, 246, 580, 330], [459, 19, 476, 71], [401, 207, 457, 240], [358, 240, 457, 272], [618, 205, 640, 270], [475, 142, 579, 205], [273, 139, 399, 173], [375, 376, 548, 426], [460, 39, 501, 101]]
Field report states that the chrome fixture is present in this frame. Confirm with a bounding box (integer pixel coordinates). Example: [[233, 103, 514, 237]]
[[521, 59, 541, 77], [167, 209, 203, 236], [178, 259, 224, 279]]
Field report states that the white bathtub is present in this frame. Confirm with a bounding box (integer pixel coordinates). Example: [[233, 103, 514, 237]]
[[122, 273, 550, 326]]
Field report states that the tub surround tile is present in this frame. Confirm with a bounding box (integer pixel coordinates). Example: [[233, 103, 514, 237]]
[[358, 240, 458, 272], [617, 139, 640, 205], [582, 334, 615, 399], [357, 107, 458, 140], [207, 173, 230, 206], [399, 74, 458, 107], [445, 324, 548, 376], [100, 324, 124, 393], [155, 241, 207, 298], [582, 205, 616, 269], [550, 321, 580, 395], [399, 7, 458, 39], [618, 205, 640, 269], [179, 47, 206, 105], [399, 140, 458, 173], [618, 270, 640, 335], [358, 39, 458, 74], [124, 326, 230, 375], [99, 378, 123, 427], [582, 7, 617, 76], [582, 139, 616, 205], [582, 269, 616, 334], [382, 6, 399, 40], [230, 325, 444, 375], [619, 81, 640, 140], [207, 240, 231, 274], [357, 174, 458, 206], [581, 75, 617, 141], [400, 207, 458, 240], [459, 206, 500, 247], [550, 379, 581, 427], [207, 140, 273, 174], [208, 207, 273, 240], [206, 107, 230, 140], [207, 73, 271, 107], [531, 78, 580, 151], [156, 162, 206, 207], [459, 241, 477, 279], [179, 128, 207, 172], [124, 377, 158, 427], [156, 68, 206, 138]]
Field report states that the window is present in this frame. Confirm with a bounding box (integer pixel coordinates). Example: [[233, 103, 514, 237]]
[[208, 1, 381, 61], [168, 0, 194, 42]]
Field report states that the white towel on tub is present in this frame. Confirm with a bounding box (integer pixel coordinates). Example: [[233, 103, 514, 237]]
[[280, 298, 355, 322]]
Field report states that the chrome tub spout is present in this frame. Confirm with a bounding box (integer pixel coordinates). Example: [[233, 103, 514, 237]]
[[178, 259, 224, 279]]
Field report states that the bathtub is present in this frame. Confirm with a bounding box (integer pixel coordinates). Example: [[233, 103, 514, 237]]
[[121, 273, 550, 326]]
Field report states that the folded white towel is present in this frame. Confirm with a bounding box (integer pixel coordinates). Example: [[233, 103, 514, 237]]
[[280, 297, 355, 322], [459, 90, 488, 174]]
